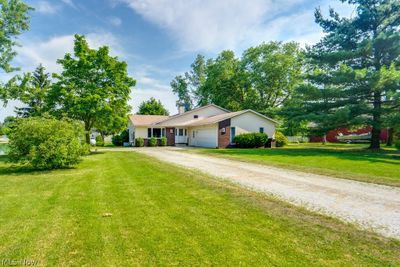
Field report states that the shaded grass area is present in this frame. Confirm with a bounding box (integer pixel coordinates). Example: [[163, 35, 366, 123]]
[[0, 151, 399, 266], [188, 143, 400, 187]]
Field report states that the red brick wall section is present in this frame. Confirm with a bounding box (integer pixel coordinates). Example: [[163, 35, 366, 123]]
[[218, 119, 231, 148], [166, 127, 175, 146]]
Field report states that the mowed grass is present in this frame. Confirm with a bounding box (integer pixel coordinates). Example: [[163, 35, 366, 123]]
[[188, 143, 400, 186], [0, 152, 399, 266]]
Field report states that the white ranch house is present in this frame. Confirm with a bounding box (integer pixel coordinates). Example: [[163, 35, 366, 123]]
[[128, 104, 277, 148]]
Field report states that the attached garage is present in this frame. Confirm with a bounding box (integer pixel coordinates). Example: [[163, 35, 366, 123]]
[[190, 125, 218, 148]]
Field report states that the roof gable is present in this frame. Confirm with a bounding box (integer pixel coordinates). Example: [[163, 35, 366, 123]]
[[155, 104, 230, 127], [187, 110, 277, 127]]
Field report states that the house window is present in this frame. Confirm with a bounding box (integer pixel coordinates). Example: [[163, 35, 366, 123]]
[[231, 127, 236, 143], [184, 129, 187, 136], [179, 129, 184, 136], [153, 128, 162, 138], [194, 115, 199, 119], [175, 129, 177, 136], [193, 131, 195, 138], [148, 128, 163, 138], [259, 127, 264, 134]]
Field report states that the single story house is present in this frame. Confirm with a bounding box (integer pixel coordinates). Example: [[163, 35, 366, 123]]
[[128, 104, 277, 148]]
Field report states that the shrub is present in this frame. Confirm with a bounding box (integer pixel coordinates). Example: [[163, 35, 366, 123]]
[[234, 133, 268, 148], [395, 140, 400, 150], [254, 133, 268, 147], [160, 137, 168, 146], [135, 137, 144, 147], [111, 135, 122, 146], [148, 137, 157, 147], [8, 117, 86, 169], [112, 129, 129, 146], [95, 135, 104, 147], [275, 131, 288, 147]]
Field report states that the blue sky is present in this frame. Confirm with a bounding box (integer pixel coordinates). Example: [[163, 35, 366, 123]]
[[0, 0, 354, 121]]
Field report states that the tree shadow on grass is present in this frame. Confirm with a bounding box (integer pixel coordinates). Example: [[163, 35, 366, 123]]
[[0, 156, 52, 176], [211, 147, 400, 165], [0, 151, 105, 176]]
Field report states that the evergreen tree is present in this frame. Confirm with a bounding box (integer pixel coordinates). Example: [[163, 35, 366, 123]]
[[8, 64, 51, 117], [299, 0, 400, 149]]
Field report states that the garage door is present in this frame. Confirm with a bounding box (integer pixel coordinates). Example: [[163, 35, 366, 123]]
[[192, 127, 217, 148]]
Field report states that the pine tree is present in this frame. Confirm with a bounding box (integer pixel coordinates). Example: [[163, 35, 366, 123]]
[[300, 0, 400, 149]]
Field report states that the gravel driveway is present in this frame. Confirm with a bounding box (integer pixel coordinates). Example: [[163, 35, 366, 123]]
[[135, 147, 400, 239]]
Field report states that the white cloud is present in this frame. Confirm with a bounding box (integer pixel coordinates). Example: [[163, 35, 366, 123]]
[[15, 32, 125, 73], [108, 16, 122, 27], [35, 1, 60, 14], [130, 69, 178, 115], [61, 0, 77, 9], [119, 0, 354, 52]]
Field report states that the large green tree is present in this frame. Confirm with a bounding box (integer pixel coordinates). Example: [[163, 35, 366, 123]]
[[171, 42, 304, 116], [200, 50, 245, 111], [170, 74, 192, 111], [137, 97, 169, 115], [298, 0, 400, 149], [0, 0, 31, 73], [170, 54, 207, 111], [50, 35, 136, 143], [0, 0, 32, 102], [241, 42, 304, 116]]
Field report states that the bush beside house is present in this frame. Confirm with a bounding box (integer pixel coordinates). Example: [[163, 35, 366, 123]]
[[160, 137, 167, 146], [148, 137, 157, 147], [112, 130, 129, 146], [275, 131, 288, 147], [234, 133, 268, 148], [135, 137, 144, 147], [7, 117, 88, 169]]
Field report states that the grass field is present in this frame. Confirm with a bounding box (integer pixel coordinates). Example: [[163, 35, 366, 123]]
[[187, 143, 400, 186], [0, 151, 399, 266]]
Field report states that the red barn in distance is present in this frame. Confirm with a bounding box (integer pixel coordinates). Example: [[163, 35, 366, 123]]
[[310, 127, 389, 143]]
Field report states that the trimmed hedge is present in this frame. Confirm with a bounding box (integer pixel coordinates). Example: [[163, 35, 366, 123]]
[[275, 131, 288, 147], [395, 140, 400, 150], [148, 137, 157, 147], [160, 137, 168, 146], [135, 137, 144, 147], [234, 133, 268, 148]]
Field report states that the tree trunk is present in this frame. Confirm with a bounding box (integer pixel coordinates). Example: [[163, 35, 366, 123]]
[[85, 122, 91, 144], [386, 128, 394, 146], [85, 132, 90, 144], [370, 126, 381, 149], [369, 92, 381, 150]]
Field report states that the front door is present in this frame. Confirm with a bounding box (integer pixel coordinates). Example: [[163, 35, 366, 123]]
[[175, 128, 187, 144]]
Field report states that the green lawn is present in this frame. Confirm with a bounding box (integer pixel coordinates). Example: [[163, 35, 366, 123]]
[[188, 143, 400, 187], [0, 152, 399, 265]]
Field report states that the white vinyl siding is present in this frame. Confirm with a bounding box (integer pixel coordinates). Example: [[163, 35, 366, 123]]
[[231, 112, 275, 139]]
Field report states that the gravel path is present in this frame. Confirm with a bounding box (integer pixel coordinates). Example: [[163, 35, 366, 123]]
[[134, 147, 400, 239]]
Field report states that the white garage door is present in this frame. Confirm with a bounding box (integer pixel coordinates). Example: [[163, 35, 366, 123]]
[[192, 127, 217, 148]]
